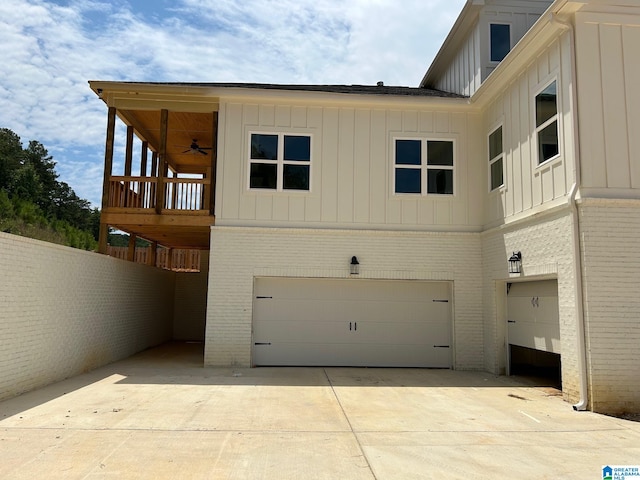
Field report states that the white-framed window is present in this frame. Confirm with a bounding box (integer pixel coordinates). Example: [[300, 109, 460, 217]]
[[535, 80, 559, 164], [394, 138, 454, 195], [489, 125, 504, 191], [490, 23, 511, 62], [249, 132, 311, 191]]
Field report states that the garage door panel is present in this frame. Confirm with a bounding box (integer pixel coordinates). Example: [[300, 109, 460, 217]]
[[254, 319, 351, 344], [253, 277, 452, 367], [507, 280, 560, 354], [254, 343, 451, 367], [354, 321, 450, 345]]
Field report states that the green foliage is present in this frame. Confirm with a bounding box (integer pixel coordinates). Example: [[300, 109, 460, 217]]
[[108, 232, 150, 248], [0, 128, 99, 251]]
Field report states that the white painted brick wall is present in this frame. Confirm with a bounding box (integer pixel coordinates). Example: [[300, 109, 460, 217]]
[[579, 199, 640, 414], [0, 232, 175, 401], [205, 226, 483, 369], [482, 211, 580, 402], [173, 252, 209, 341]]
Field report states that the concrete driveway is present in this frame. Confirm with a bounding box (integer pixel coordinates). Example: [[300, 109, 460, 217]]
[[1, 343, 638, 479]]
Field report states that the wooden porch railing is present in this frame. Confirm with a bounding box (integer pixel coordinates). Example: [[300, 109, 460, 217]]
[[108, 176, 211, 211], [107, 246, 201, 272]]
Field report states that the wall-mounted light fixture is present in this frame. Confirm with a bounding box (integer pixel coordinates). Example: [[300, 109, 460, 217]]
[[350, 256, 360, 275], [508, 251, 522, 274]]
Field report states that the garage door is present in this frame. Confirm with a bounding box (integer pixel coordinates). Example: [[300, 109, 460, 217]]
[[507, 280, 560, 353], [252, 277, 452, 367]]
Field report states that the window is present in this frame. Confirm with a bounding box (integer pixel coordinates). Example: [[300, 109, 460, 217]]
[[490, 23, 511, 62], [535, 81, 559, 164], [249, 133, 311, 191], [395, 139, 454, 195], [489, 126, 504, 190]]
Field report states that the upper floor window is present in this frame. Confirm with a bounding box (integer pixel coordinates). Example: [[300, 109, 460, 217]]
[[249, 133, 311, 191], [394, 139, 454, 195], [490, 23, 511, 62], [489, 126, 504, 191], [535, 81, 559, 164]]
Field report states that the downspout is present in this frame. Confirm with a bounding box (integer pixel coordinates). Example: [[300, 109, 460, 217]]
[[551, 12, 588, 411]]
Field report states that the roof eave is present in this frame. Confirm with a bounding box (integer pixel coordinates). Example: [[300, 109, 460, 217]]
[[89, 81, 470, 110]]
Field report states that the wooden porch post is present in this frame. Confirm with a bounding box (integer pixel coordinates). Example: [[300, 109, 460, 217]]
[[124, 126, 134, 176], [155, 109, 168, 214], [98, 106, 116, 254], [140, 141, 148, 206], [127, 234, 137, 262], [150, 151, 158, 209], [209, 111, 218, 215], [151, 151, 158, 177], [140, 141, 148, 176], [122, 125, 134, 208], [149, 241, 158, 267]]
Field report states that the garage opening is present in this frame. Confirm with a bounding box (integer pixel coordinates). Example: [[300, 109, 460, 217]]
[[509, 345, 561, 388], [252, 277, 453, 368], [507, 280, 562, 388]]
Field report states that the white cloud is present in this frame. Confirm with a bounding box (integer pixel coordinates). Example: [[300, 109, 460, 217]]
[[0, 0, 465, 206]]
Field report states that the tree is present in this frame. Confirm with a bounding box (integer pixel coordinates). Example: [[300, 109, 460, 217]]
[[0, 128, 23, 192], [0, 127, 100, 250], [23, 140, 58, 213], [12, 163, 42, 202]]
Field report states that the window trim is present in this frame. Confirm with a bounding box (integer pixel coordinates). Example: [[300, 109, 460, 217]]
[[533, 78, 561, 166], [489, 22, 512, 63], [248, 131, 312, 192], [393, 137, 456, 196]]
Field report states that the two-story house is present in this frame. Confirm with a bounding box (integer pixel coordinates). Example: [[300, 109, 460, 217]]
[[89, 0, 640, 415]]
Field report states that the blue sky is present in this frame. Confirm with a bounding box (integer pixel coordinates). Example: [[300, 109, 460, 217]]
[[0, 0, 466, 206]]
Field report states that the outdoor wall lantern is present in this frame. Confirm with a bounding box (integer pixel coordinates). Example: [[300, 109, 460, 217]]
[[508, 251, 522, 274], [350, 256, 360, 275]]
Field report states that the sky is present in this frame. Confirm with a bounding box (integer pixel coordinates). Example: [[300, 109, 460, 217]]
[[0, 0, 466, 207]]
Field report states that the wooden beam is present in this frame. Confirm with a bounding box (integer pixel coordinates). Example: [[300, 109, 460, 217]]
[[99, 106, 117, 254], [101, 211, 214, 227], [156, 109, 168, 214]]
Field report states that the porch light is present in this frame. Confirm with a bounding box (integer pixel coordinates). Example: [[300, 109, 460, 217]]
[[350, 256, 360, 275], [508, 251, 522, 274]]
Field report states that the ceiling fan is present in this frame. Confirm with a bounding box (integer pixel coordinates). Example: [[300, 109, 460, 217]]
[[181, 139, 212, 155]]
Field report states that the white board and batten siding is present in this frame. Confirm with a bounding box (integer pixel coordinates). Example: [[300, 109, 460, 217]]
[[252, 277, 453, 368], [575, 9, 640, 195], [484, 32, 575, 226], [216, 101, 484, 230], [434, 0, 552, 97]]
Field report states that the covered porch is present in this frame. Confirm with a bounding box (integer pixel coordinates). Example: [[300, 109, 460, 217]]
[[91, 82, 219, 268]]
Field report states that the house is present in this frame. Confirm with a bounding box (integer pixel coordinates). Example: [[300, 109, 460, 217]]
[[89, 0, 640, 415]]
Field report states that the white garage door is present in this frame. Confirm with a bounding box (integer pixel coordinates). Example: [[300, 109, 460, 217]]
[[252, 277, 452, 367], [507, 280, 560, 354]]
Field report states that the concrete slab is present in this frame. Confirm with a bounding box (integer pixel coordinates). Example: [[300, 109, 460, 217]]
[[1, 343, 639, 479]]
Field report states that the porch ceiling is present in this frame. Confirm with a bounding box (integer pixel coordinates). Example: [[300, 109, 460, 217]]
[[118, 110, 216, 175]]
